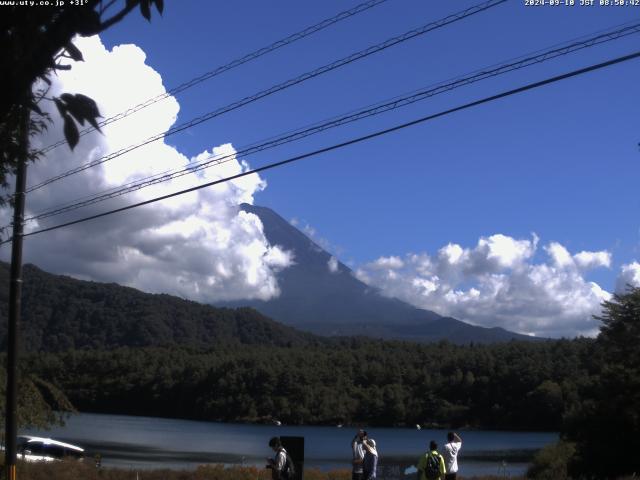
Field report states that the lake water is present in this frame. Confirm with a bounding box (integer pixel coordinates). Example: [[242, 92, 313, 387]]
[[23, 413, 557, 478]]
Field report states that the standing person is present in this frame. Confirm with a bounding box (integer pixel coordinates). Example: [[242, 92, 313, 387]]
[[417, 440, 446, 480], [363, 438, 378, 480], [266, 436, 294, 480], [443, 432, 462, 480], [351, 429, 366, 480]]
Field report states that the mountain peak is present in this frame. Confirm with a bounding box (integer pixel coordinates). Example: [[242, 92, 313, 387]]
[[228, 204, 539, 344]]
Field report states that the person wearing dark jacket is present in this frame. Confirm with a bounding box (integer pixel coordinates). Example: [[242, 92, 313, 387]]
[[351, 429, 366, 480], [363, 438, 378, 480], [266, 437, 290, 480]]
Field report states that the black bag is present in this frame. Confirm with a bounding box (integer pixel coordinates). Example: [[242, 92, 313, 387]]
[[425, 452, 441, 480]]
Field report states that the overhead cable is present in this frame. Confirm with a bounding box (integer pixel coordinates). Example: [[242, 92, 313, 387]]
[[22, 21, 640, 223], [2, 49, 637, 246], [37, 0, 391, 155], [24, 0, 507, 195]]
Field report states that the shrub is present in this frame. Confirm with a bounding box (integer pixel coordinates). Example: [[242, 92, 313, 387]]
[[526, 441, 575, 480]]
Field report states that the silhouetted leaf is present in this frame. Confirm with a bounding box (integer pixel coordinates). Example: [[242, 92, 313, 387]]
[[59, 94, 84, 126], [65, 41, 84, 62], [53, 98, 67, 118], [73, 94, 101, 120], [60, 93, 102, 131], [0, 0, 162, 191], [140, 0, 151, 21], [74, 9, 101, 35], [53, 64, 72, 70], [86, 115, 101, 132], [28, 102, 44, 116], [153, 0, 164, 15], [63, 114, 79, 150]]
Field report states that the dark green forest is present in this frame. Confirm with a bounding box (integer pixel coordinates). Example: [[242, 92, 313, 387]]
[[0, 262, 599, 432], [22, 338, 594, 431], [0, 261, 611, 432], [0, 263, 323, 351]]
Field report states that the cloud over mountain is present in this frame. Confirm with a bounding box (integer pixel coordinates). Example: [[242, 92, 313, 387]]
[[0, 36, 291, 302], [355, 234, 618, 338]]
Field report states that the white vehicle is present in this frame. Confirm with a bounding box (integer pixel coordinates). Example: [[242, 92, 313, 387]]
[[17, 436, 84, 462]]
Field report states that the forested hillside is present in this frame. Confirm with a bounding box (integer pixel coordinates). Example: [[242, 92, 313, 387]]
[[0, 261, 606, 433], [24, 338, 595, 431], [0, 262, 323, 351]]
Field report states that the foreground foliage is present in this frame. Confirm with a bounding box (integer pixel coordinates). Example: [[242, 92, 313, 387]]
[[1, 1, 164, 203], [0, 369, 73, 430], [526, 441, 575, 480], [562, 287, 640, 479]]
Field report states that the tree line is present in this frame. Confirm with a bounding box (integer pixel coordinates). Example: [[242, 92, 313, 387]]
[[21, 337, 594, 431]]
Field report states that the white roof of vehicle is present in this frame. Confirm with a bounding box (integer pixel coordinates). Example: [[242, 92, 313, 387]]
[[18, 435, 84, 452]]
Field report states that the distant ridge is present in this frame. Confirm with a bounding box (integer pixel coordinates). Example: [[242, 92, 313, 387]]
[[0, 262, 324, 352], [219, 204, 539, 344]]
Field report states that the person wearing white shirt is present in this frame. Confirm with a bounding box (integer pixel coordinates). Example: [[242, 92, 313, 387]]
[[443, 432, 462, 480]]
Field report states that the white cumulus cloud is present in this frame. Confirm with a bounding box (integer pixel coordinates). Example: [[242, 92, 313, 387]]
[[0, 35, 292, 302], [545, 242, 574, 269], [574, 250, 611, 270], [371, 256, 404, 270], [616, 261, 640, 293], [356, 234, 614, 338]]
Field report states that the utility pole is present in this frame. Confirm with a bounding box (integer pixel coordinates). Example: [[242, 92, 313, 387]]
[[5, 103, 29, 480]]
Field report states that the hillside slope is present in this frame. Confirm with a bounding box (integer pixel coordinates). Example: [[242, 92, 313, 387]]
[[0, 262, 323, 352]]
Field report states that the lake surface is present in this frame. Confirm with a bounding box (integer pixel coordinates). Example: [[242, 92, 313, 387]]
[[23, 413, 557, 477]]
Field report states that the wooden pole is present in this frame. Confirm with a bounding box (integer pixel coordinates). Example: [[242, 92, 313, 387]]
[[5, 104, 29, 480]]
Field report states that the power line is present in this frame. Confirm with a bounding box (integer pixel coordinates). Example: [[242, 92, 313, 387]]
[[21, 20, 640, 224], [23, 0, 507, 195], [37, 0, 391, 155], [3, 49, 637, 246]]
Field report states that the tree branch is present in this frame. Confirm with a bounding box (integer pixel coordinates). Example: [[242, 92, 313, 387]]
[[96, 2, 139, 33], [100, 0, 120, 16]]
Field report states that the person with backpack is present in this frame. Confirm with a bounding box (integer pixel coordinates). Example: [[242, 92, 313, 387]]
[[417, 440, 446, 480], [266, 437, 295, 480]]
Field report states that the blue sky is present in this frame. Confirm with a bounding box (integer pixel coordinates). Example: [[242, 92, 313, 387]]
[[2, 0, 639, 337], [99, 0, 639, 269]]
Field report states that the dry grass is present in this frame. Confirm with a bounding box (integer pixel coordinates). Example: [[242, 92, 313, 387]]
[[17, 460, 638, 480], [6, 460, 352, 480]]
